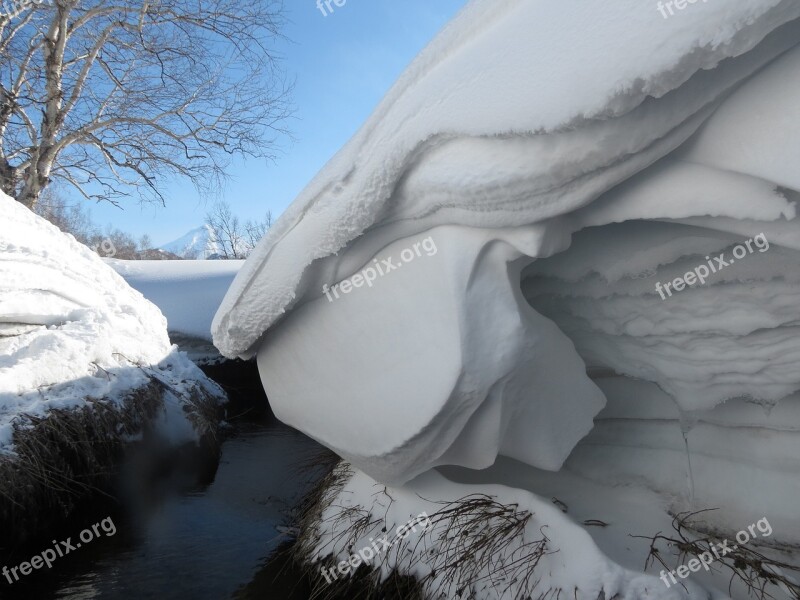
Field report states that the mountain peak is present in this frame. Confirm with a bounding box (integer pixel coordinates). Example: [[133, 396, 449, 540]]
[[159, 225, 220, 259]]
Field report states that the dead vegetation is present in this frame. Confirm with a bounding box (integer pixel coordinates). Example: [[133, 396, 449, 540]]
[[281, 460, 561, 600], [0, 376, 221, 546], [635, 509, 800, 600], [411, 494, 555, 599]]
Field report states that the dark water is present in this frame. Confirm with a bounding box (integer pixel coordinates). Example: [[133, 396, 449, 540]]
[[0, 413, 326, 600]]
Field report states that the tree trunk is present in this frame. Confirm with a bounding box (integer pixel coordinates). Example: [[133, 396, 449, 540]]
[[17, 180, 42, 208], [16, 154, 50, 209], [0, 160, 18, 201]]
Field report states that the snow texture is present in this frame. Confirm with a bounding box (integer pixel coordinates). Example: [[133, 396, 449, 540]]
[[212, 0, 800, 596], [110, 259, 242, 340], [214, 0, 800, 356], [0, 193, 222, 450], [313, 467, 726, 599], [214, 0, 800, 474]]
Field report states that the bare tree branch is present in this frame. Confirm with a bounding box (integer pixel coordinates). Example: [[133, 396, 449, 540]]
[[206, 200, 271, 259], [0, 0, 290, 208]]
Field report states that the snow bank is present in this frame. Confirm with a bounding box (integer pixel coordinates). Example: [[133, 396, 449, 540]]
[[257, 225, 605, 484], [307, 466, 720, 600], [110, 259, 243, 341], [213, 0, 800, 480], [0, 193, 223, 450], [213, 0, 800, 357], [211, 0, 800, 596]]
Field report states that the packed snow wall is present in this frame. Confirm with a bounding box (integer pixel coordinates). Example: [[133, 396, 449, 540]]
[[0, 192, 223, 449], [213, 0, 800, 532]]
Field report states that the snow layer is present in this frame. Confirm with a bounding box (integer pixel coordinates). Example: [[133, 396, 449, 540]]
[[110, 259, 243, 340], [0, 193, 223, 449], [213, 0, 800, 357], [312, 466, 717, 600], [214, 0, 800, 474], [211, 1, 800, 596], [564, 377, 800, 537], [257, 225, 604, 484]]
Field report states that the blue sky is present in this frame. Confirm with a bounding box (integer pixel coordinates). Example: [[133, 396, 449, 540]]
[[84, 0, 468, 246]]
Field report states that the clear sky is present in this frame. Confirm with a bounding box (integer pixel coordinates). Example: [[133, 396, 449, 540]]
[[83, 0, 469, 246]]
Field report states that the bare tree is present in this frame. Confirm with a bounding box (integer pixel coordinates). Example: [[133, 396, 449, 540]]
[[180, 242, 202, 260], [35, 185, 179, 259], [34, 184, 96, 242], [206, 199, 244, 259], [138, 233, 152, 252], [206, 200, 271, 259], [244, 210, 272, 250], [0, 0, 290, 209]]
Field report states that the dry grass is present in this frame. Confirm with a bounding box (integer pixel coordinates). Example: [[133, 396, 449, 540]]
[[284, 461, 560, 600], [635, 509, 800, 599], [412, 494, 554, 599], [0, 376, 221, 546]]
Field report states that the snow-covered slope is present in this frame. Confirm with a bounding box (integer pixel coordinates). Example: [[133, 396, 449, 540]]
[[110, 259, 243, 340], [0, 193, 222, 449], [211, 1, 800, 598], [159, 225, 220, 259]]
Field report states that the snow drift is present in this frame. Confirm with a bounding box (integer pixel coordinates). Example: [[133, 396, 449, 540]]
[[213, 0, 800, 597], [0, 192, 223, 450], [110, 258, 243, 342]]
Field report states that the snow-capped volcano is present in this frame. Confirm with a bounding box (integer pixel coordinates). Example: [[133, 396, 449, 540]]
[[159, 225, 220, 259]]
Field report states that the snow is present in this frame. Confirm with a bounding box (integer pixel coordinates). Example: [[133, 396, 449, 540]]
[[159, 225, 221, 259], [312, 466, 715, 600], [565, 377, 800, 538], [256, 225, 605, 484], [213, 0, 800, 358], [109, 259, 243, 341], [208, 0, 800, 597], [0, 193, 223, 450]]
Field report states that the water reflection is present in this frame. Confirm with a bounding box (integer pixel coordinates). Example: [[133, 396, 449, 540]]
[[3, 416, 325, 600]]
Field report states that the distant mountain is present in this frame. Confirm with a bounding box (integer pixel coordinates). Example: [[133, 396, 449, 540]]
[[159, 225, 221, 259]]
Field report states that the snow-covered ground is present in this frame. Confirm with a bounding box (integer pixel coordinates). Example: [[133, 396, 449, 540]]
[[0, 193, 223, 451], [110, 259, 243, 341], [211, 0, 800, 597]]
